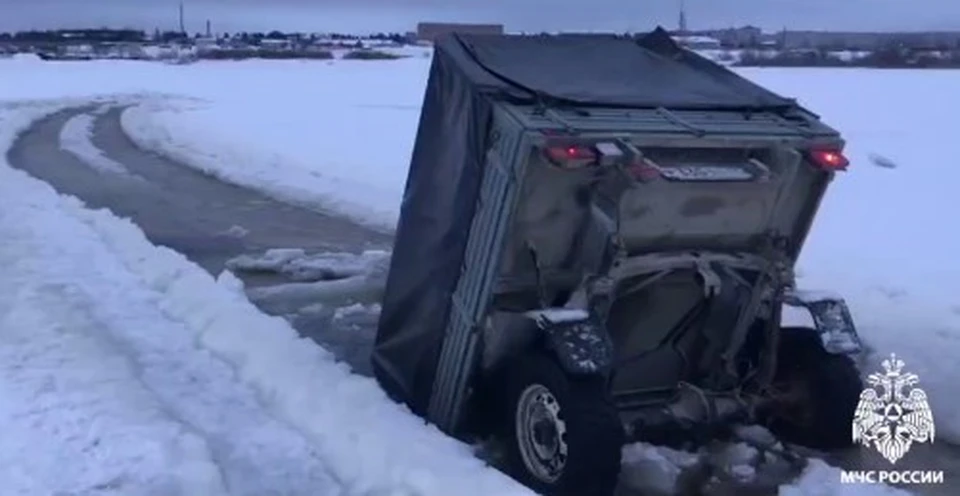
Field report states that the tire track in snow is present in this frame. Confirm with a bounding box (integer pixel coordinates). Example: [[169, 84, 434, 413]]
[[0, 282, 228, 496], [54, 260, 347, 496], [59, 109, 132, 176]]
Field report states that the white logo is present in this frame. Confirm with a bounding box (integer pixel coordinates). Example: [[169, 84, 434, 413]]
[[852, 353, 935, 464]]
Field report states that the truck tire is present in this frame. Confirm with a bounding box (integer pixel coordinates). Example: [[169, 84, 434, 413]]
[[499, 353, 624, 496], [767, 327, 863, 450]]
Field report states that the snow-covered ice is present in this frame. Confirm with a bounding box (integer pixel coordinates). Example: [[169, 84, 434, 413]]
[[227, 248, 390, 282], [780, 460, 911, 496], [228, 249, 390, 314], [117, 62, 424, 231], [245, 271, 384, 315], [739, 68, 960, 443]]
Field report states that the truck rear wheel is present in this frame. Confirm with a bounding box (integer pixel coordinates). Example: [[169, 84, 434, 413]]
[[767, 327, 863, 450], [499, 353, 624, 496]]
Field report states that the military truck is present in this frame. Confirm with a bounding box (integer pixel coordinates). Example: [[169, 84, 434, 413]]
[[373, 28, 864, 495]]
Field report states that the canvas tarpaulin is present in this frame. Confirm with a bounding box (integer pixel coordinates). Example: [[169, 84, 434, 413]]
[[372, 28, 803, 416]]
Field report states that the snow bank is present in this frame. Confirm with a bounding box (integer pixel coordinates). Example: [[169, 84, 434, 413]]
[[1, 57, 424, 233], [0, 102, 228, 496], [779, 460, 910, 496], [4, 105, 349, 496], [0, 287, 227, 496], [59, 110, 130, 175], [620, 443, 703, 495], [114, 58, 429, 231], [0, 101, 533, 496], [120, 101, 401, 231], [620, 436, 909, 496]]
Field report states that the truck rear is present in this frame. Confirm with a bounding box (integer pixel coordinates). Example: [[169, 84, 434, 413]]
[[374, 29, 863, 496]]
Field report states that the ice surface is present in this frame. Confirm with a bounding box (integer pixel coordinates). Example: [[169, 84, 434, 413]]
[[245, 273, 383, 314], [232, 249, 390, 314], [226, 248, 310, 272], [59, 110, 131, 175], [227, 248, 390, 282], [117, 60, 428, 231], [741, 69, 960, 443], [1, 102, 534, 495], [336, 302, 380, 317]]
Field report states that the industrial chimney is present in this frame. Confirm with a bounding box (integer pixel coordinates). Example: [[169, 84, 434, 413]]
[[179, 1, 185, 35]]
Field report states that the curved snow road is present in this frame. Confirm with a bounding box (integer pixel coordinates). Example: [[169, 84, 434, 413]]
[[8, 106, 390, 274], [7, 105, 392, 375], [3, 108, 397, 495]]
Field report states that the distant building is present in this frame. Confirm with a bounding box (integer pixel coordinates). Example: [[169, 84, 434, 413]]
[[194, 37, 219, 52], [674, 35, 721, 50], [780, 30, 960, 51], [102, 42, 145, 59], [416, 22, 504, 42], [259, 38, 293, 51], [695, 26, 762, 47], [63, 44, 94, 57]]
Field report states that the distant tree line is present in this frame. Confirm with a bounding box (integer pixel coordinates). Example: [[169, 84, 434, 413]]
[[198, 49, 334, 60], [196, 48, 404, 61], [0, 28, 409, 45], [738, 45, 960, 68], [0, 29, 147, 43]]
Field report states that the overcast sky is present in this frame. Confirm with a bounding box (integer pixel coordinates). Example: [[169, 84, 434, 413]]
[[1, 0, 958, 34]]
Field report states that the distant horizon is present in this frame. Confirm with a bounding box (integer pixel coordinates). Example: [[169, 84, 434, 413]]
[[6, 23, 960, 37], [2, 1, 960, 35]]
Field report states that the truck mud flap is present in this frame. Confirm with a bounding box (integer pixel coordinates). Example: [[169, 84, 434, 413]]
[[537, 316, 615, 375], [783, 290, 862, 354]]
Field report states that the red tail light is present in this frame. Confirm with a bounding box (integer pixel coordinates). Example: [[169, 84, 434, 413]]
[[544, 145, 597, 169], [808, 149, 850, 170]]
